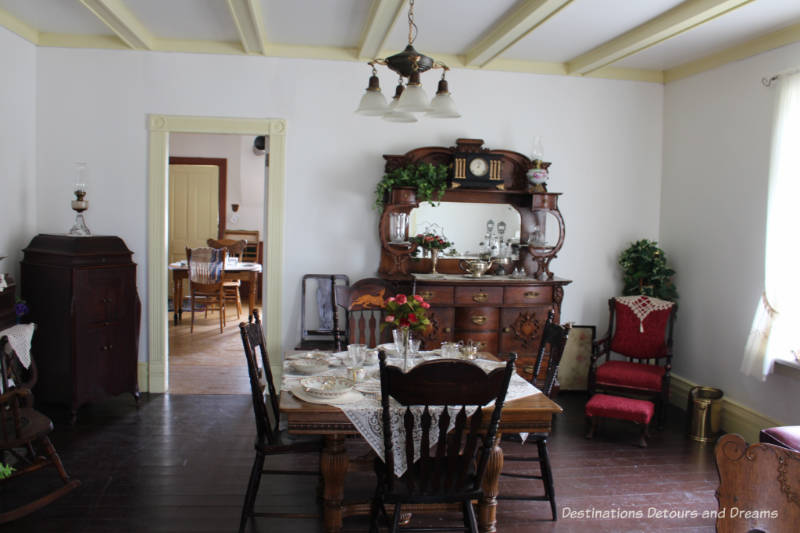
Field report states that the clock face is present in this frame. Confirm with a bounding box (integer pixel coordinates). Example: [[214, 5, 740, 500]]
[[469, 157, 489, 177]]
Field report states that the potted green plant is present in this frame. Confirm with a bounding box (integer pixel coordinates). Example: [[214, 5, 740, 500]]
[[374, 162, 449, 210], [618, 239, 679, 302]]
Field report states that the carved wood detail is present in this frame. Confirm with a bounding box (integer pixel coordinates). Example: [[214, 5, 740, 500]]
[[509, 311, 543, 350]]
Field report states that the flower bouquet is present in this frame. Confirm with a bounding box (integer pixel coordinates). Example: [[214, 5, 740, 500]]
[[409, 232, 451, 251], [409, 232, 451, 273], [381, 293, 432, 370]]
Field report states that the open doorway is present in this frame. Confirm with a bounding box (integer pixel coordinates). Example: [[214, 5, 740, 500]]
[[166, 134, 266, 394], [146, 116, 286, 394]]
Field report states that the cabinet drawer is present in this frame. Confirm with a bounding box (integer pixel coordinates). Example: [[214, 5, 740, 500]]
[[455, 307, 499, 331], [415, 286, 454, 305], [452, 331, 497, 357], [504, 286, 553, 304], [454, 286, 503, 305]]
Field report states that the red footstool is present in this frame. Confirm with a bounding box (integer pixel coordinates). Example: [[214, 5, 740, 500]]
[[585, 393, 655, 447]]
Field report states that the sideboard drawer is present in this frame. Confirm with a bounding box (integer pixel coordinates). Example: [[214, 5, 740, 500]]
[[455, 307, 499, 331], [454, 286, 503, 305], [504, 286, 553, 305], [415, 286, 454, 305]]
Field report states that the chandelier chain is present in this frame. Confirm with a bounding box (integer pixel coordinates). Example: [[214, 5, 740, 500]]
[[407, 0, 417, 45]]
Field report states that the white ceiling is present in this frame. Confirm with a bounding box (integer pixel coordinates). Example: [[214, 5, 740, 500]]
[[1, 0, 799, 83]]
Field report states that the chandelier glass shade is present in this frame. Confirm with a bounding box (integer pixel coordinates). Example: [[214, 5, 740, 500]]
[[355, 0, 459, 121]]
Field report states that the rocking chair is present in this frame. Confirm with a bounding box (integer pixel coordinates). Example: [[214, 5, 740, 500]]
[[0, 334, 80, 523]]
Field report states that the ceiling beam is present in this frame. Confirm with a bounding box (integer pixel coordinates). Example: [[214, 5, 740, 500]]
[[566, 0, 753, 75], [358, 0, 405, 60], [465, 0, 572, 68], [79, 0, 154, 50], [0, 7, 40, 43], [227, 0, 267, 55], [664, 19, 800, 83]]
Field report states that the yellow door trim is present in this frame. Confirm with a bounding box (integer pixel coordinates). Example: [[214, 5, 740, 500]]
[[146, 115, 286, 393]]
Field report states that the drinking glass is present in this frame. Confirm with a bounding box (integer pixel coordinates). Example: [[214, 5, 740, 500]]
[[346, 344, 366, 382]]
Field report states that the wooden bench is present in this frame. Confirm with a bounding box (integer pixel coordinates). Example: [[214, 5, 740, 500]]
[[585, 393, 654, 447]]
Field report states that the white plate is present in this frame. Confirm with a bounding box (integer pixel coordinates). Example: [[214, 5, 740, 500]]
[[300, 376, 354, 399], [288, 359, 329, 375], [291, 386, 363, 405], [287, 351, 328, 361]]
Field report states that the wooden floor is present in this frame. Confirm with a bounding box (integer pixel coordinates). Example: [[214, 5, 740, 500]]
[[168, 302, 254, 394], [1, 392, 719, 532]]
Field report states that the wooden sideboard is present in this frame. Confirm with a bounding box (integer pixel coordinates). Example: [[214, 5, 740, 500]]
[[377, 138, 572, 384], [21, 234, 140, 420], [412, 274, 569, 383]]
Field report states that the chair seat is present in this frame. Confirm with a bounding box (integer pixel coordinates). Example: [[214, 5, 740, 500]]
[[1, 407, 53, 448], [595, 360, 665, 392], [759, 426, 800, 452], [585, 393, 655, 425]]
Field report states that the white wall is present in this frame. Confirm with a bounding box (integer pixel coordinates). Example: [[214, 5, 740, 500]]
[[169, 132, 265, 232], [661, 42, 800, 424], [34, 48, 663, 361], [0, 27, 37, 286]]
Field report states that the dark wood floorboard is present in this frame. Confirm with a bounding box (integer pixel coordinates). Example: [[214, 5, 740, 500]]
[[0, 392, 718, 532]]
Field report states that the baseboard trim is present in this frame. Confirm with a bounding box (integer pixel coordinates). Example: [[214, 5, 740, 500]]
[[138, 362, 149, 393], [670, 373, 784, 443]]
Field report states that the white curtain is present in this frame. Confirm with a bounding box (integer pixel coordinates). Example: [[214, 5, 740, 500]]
[[742, 71, 800, 380]]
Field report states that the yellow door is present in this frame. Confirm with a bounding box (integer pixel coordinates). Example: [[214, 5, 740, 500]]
[[169, 164, 220, 278]]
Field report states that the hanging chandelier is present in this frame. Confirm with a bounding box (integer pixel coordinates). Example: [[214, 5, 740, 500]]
[[355, 0, 460, 122]]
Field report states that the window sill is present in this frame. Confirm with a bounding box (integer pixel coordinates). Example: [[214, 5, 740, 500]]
[[774, 359, 800, 380]]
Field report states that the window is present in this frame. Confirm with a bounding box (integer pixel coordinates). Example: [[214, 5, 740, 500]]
[[742, 70, 800, 380]]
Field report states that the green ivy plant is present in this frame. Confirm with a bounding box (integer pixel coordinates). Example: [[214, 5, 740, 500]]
[[374, 162, 449, 210], [0, 462, 13, 480], [618, 239, 679, 302]]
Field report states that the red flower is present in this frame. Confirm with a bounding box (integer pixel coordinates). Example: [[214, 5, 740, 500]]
[[395, 294, 407, 305], [399, 318, 410, 327], [385, 315, 395, 323], [413, 294, 424, 303], [421, 302, 430, 309], [408, 313, 418, 324]]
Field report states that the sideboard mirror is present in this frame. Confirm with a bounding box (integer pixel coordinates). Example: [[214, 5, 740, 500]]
[[410, 202, 522, 257]]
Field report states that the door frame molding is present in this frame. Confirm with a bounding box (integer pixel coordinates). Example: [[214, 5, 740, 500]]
[[147, 115, 287, 393], [168, 156, 228, 239]]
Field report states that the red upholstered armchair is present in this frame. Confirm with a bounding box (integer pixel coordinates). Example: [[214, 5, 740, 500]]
[[588, 296, 676, 428]]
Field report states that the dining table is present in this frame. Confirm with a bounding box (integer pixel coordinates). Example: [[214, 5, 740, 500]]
[[168, 260, 262, 324], [280, 349, 563, 533]]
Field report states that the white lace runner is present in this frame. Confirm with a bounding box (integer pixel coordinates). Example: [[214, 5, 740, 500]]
[[283, 356, 540, 477], [616, 295, 674, 333], [1, 323, 36, 369]]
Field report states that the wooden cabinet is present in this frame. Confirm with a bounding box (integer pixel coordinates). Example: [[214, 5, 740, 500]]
[[376, 139, 571, 383], [21, 234, 140, 420], [414, 275, 568, 383]]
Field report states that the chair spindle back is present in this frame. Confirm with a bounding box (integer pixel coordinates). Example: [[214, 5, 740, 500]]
[[378, 352, 516, 496], [239, 310, 280, 445], [534, 310, 572, 397]]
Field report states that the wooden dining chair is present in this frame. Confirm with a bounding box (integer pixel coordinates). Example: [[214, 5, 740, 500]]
[[498, 310, 571, 521], [332, 277, 395, 350], [186, 246, 227, 333], [0, 336, 80, 523], [207, 238, 247, 319], [238, 310, 322, 533], [369, 352, 516, 533]]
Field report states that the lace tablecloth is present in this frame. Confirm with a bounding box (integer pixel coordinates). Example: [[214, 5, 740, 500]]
[[282, 353, 541, 476]]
